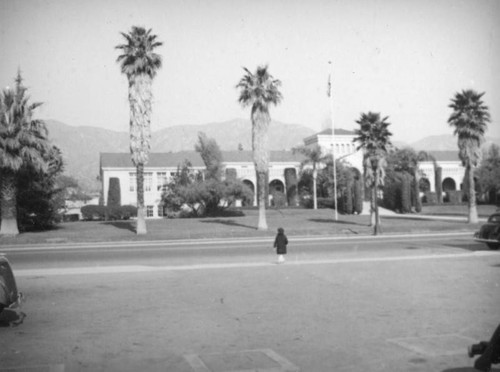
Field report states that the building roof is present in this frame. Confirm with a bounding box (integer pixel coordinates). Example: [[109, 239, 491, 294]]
[[316, 128, 356, 136], [100, 152, 205, 168], [100, 150, 305, 169]]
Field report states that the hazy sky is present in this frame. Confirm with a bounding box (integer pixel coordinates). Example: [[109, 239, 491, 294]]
[[1, 0, 499, 143]]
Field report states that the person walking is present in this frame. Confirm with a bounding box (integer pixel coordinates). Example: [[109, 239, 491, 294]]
[[273, 227, 288, 264]]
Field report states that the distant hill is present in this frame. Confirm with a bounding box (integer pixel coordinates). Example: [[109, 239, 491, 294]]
[[45, 119, 315, 191], [45, 119, 499, 192], [409, 134, 499, 152]]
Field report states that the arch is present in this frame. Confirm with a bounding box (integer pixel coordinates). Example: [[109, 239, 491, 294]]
[[442, 177, 456, 191], [242, 180, 255, 206], [269, 179, 285, 194], [269, 179, 286, 207], [419, 177, 431, 192]]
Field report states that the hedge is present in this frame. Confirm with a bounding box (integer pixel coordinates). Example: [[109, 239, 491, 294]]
[[81, 204, 137, 221]]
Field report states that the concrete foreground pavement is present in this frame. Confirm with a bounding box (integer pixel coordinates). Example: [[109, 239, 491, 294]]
[[1, 248, 499, 372]]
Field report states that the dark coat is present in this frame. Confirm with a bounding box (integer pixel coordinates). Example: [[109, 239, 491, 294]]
[[274, 230, 288, 255]]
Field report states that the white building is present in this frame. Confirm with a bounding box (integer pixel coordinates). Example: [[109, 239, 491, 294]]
[[99, 129, 464, 218]]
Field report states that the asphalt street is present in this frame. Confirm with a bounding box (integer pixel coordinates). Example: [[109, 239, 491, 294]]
[[1, 233, 499, 372]]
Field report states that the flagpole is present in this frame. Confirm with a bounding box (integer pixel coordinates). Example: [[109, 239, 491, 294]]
[[328, 61, 338, 221]]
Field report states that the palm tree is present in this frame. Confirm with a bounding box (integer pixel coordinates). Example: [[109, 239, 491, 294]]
[[0, 71, 50, 235], [353, 112, 392, 235], [293, 144, 328, 209], [116, 26, 162, 234], [448, 89, 490, 224], [236, 65, 282, 230]]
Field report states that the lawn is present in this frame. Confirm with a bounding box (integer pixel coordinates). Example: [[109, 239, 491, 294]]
[[1, 204, 496, 246]]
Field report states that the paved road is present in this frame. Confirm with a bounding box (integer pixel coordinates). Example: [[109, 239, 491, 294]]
[[1, 232, 482, 271], [1, 234, 499, 372]]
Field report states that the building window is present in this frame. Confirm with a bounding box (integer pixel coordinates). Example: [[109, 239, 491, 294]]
[[158, 204, 164, 217], [129, 172, 136, 192], [144, 172, 153, 192], [157, 172, 168, 191], [146, 205, 154, 217]]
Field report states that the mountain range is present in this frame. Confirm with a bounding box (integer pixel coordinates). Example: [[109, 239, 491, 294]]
[[44, 119, 499, 192]]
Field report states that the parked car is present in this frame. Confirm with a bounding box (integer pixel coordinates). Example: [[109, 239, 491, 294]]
[[0, 254, 23, 313], [474, 212, 500, 250]]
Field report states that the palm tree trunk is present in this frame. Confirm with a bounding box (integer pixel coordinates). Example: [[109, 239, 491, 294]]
[[129, 74, 152, 235], [413, 169, 422, 213], [252, 108, 270, 231], [467, 164, 478, 224], [312, 168, 318, 210], [0, 172, 19, 236], [373, 167, 381, 235], [135, 163, 147, 234], [256, 170, 268, 230]]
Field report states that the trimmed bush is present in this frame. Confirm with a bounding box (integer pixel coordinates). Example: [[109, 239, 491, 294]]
[[401, 172, 412, 213], [353, 179, 363, 214], [81, 205, 107, 220], [271, 191, 287, 208], [81, 204, 137, 221], [317, 197, 336, 209], [445, 190, 463, 204], [284, 168, 298, 207], [423, 192, 438, 205], [435, 167, 443, 204], [107, 177, 121, 207]]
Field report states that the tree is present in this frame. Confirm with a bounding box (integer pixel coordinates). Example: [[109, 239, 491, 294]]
[[385, 147, 432, 213], [195, 132, 223, 181], [17, 144, 65, 231], [476, 144, 500, 204], [293, 144, 328, 210], [116, 26, 162, 235], [0, 72, 52, 235], [236, 65, 282, 230], [162, 162, 252, 217], [353, 112, 393, 235], [448, 89, 490, 223]]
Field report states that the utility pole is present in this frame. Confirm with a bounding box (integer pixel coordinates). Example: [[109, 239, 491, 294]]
[[328, 61, 338, 221]]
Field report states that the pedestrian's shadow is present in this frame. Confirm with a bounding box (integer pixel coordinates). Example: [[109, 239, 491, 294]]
[[200, 219, 256, 230], [101, 221, 135, 233], [442, 368, 500, 372]]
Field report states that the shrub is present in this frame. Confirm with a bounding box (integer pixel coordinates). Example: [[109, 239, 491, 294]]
[[401, 172, 412, 213], [423, 192, 438, 205], [120, 205, 137, 219], [271, 191, 287, 208], [107, 177, 121, 207], [284, 168, 298, 207], [317, 197, 335, 209], [445, 190, 463, 204], [81, 205, 107, 220], [353, 179, 363, 214]]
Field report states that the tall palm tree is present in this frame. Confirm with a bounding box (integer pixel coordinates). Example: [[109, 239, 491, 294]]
[[236, 65, 282, 230], [353, 112, 392, 235], [116, 26, 162, 235], [448, 89, 490, 224], [0, 71, 50, 235], [293, 144, 328, 209]]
